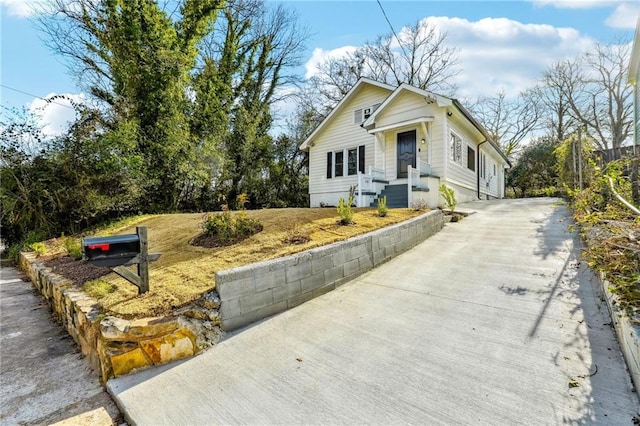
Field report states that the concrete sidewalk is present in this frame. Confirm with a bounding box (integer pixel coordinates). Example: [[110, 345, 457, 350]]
[[109, 198, 639, 425], [0, 266, 122, 425]]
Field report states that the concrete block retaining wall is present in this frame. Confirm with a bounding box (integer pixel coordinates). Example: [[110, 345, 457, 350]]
[[596, 272, 640, 393], [216, 209, 444, 331]]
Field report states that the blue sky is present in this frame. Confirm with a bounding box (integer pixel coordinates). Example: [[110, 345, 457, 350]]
[[1, 0, 638, 136]]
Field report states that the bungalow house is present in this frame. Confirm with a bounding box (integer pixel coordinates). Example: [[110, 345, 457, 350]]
[[300, 78, 511, 208]]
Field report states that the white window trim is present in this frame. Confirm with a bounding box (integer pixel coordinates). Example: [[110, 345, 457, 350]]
[[449, 131, 463, 167], [329, 146, 364, 178]]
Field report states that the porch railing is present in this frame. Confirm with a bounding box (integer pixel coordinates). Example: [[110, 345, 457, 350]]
[[418, 159, 431, 176]]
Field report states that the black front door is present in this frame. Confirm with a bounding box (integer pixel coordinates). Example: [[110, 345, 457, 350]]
[[397, 130, 416, 178]]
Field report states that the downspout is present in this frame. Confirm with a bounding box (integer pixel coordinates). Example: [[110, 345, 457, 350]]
[[477, 140, 487, 200]]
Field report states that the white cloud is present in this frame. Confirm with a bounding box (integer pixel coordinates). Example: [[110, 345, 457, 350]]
[[532, 0, 622, 9], [0, 0, 43, 17], [303, 16, 597, 101], [604, 3, 640, 28], [28, 93, 85, 138], [304, 46, 357, 79], [422, 16, 595, 99]]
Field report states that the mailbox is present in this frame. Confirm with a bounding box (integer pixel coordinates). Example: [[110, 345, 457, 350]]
[[82, 234, 140, 267]]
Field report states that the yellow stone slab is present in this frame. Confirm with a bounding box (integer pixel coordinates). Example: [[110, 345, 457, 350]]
[[50, 407, 113, 426]]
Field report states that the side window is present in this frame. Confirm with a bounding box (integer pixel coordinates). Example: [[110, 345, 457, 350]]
[[467, 145, 476, 171], [450, 132, 463, 165]]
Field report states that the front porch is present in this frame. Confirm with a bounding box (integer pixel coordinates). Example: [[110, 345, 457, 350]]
[[356, 160, 438, 208]]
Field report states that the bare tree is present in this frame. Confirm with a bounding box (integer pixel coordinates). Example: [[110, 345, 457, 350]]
[[306, 19, 460, 116], [536, 62, 579, 144], [544, 42, 633, 161], [468, 89, 541, 159]]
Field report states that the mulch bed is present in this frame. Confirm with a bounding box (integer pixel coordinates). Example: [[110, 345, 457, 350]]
[[43, 256, 111, 286]]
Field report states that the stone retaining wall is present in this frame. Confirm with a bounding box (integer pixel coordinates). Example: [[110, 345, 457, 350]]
[[596, 271, 640, 393], [216, 209, 444, 331], [18, 253, 222, 382]]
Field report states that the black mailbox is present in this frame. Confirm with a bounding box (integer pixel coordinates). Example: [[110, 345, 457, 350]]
[[82, 234, 140, 267]]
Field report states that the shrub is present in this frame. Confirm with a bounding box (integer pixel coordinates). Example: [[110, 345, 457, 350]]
[[439, 184, 457, 213], [377, 196, 388, 217], [337, 196, 354, 225], [201, 211, 262, 243], [410, 199, 428, 211], [28, 242, 47, 257], [236, 193, 249, 210], [63, 236, 83, 260]]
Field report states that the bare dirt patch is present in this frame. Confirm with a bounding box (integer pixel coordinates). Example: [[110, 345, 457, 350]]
[[38, 208, 427, 319], [44, 255, 111, 285]]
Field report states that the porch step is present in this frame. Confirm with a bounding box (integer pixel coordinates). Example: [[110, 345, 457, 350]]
[[370, 184, 408, 208]]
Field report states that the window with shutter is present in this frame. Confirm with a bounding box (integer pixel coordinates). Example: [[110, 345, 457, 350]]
[[358, 145, 365, 173]]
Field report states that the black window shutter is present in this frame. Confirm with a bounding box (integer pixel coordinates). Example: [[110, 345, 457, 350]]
[[327, 152, 332, 179], [358, 145, 365, 173]]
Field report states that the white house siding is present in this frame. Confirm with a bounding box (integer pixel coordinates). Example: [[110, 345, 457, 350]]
[[308, 84, 392, 207], [442, 119, 483, 203], [374, 92, 444, 181]]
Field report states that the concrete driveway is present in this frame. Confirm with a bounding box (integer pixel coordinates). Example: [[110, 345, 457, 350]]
[[109, 198, 639, 425]]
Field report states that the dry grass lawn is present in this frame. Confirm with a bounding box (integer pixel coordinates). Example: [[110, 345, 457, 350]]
[[49, 208, 428, 318]]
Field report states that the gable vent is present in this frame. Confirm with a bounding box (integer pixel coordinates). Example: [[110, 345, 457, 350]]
[[354, 109, 363, 124]]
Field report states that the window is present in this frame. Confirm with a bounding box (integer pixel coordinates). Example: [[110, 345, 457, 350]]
[[467, 145, 476, 171], [355, 103, 381, 124], [326, 146, 366, 178], [348, 148, 358, 175], [450, 132, 463, 165], [480, 151, 487, 179], [363, 108, 372, 120], [335, 151, 344, 177]]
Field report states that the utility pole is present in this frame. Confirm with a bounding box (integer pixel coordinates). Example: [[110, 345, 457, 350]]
[[577, 127, 583, 191], [572, 135, 577, 190]]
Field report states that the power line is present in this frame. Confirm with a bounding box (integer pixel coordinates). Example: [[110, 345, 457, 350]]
[[375, 0, 409, 58], [0, 84, 76, 110]]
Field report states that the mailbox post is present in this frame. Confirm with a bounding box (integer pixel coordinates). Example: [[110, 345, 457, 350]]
[[82, 227, 160, 294]]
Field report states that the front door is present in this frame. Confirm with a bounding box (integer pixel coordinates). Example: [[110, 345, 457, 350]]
[[397, 130, 416, 178]]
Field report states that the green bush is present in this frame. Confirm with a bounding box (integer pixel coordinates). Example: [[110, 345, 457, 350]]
[[439, 184, 457, 213], [337, 196, 354, 225], [63, 236, 83, 260], [201, 211, 262, 243], [377, 196, 388, 217], [28, 242, 46, 257], [83, 279, 117, 299]]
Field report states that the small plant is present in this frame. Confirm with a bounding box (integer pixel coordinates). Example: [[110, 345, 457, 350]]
[[63, 236, 83, 260], [283, 225, 311, 245], [201, 211, 262, 244], [83, 279, 117, 299], [377, 196, 388, 217], [28, 242, 46, 257], [236, 193, 249, 210], [410, 199, 429, 211], [337, 196, 355, 225], [439, 184, 457, 213], [348, 185, 358, 206]]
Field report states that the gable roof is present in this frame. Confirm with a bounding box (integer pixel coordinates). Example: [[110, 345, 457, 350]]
[[299, 78, 395, 151], [362, 84, 511, 166], [299, 78, 511, 167], [629, 15, 640, 84]]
